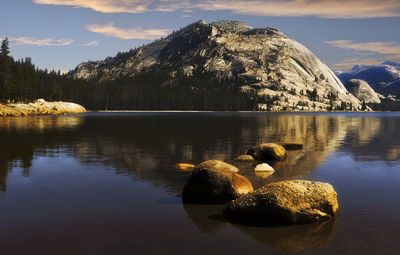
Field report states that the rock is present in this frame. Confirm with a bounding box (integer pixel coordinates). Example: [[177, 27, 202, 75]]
[[0, 100, 86, 117], [255, 163, 275, 178], [182, 160, 253, 203], [234, 155, 254, 162], [173, 163, 195, 171], [280, 142, 303, 150], [255, 163, 274, 172], [246, 143, 287, 161], [195, 160, 240, 173], [225, 180, 338, 224]]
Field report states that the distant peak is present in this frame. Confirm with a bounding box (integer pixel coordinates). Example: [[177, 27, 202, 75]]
[[382, 60, 400, 68], [211, 20, 252, 33], [196, 20, 208, 25]]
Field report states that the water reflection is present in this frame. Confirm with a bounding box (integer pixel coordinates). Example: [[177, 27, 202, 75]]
[[183, 202, 337, 252], [231, 219, 337, 252], [0, 116, 84, 191], [1, 113, 400, 193], [183, 204, 226, 233]]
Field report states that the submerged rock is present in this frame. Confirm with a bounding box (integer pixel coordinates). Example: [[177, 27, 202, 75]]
[[234, 155, 255, 162], [280, 142, 303, 150], [173, 163, 195, 171], [246, 143, 287, 161], [225, 180, 338, 224], [182, 160, 253, 203]]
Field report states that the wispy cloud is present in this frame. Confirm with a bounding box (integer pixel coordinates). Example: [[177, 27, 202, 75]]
[[32, 0, 180, 13], [2, 36, 99, 47], [32, 0, 400, 19], [325, 40, 400, 55], [78, 40, 99, 46], [325, 40, 400, 70], [10, 37, 75, 46], [86, 22, 171, 40]]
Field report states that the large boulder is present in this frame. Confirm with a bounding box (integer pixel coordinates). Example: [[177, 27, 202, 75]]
[[246, 143, 287, 161], [182, 160, 253, 203], [225, 180, 338, 224]]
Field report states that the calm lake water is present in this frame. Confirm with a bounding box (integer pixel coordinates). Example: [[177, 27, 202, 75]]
[[1, 112, 400, 255]]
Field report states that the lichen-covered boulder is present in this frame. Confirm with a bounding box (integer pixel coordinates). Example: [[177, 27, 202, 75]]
[[234, 155, 255, 162], [225, 180, 338, 224], [196, 160, 240, 173], [182, 160, 253, 203], [246, 143, 287, 161]]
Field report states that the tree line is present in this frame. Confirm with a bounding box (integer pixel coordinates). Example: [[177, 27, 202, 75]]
[[0, 38, 260, 111]]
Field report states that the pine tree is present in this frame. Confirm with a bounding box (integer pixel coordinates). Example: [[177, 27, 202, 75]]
[[0, 38, 10, 57], [0, 38, 11, 101]]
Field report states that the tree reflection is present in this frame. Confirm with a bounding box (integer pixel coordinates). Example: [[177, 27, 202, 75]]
[[1, 113, 400, 193]]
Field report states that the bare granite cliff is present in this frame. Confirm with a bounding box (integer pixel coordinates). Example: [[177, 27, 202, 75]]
[[70, 20, 361, 111]]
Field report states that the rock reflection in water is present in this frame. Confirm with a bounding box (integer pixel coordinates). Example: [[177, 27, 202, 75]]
[[183, 202, 337, 252], [183, 203, 227, 233], [231, 219, 337, 252]]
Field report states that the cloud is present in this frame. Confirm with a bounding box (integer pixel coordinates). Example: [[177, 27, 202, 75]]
[[325, 40, 400, 55], [86, 22, 171, 40], [324, 40, 400, 70], [10, 37, 75, 46], [198, 0, 400, 19], [32, 0, 400, 19], [78, 40, 99, 46], [32, 0, 181, 13], [3, 36, 99, 47]]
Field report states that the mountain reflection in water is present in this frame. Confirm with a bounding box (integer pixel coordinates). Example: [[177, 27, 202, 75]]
[[0, 112, 400, 254], [1, 113, 400, 193]]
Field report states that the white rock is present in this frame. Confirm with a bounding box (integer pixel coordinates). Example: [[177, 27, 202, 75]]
[[255, 163, 275, 172]]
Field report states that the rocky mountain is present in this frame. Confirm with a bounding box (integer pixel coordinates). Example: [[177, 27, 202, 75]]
[[70, 20, 361, 111], [338, 61, 400, 97], [345, 79, 382, 104]]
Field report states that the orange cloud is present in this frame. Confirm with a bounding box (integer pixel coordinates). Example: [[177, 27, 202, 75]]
[[32, 0, 400, 18], [325, 40, 400, 70], [86, 22, 171, 40], [325, 40, 400, 55]]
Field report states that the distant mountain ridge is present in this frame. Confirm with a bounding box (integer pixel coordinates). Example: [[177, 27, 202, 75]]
[[337, 61, 400, 97], [70, 20, 361, 111], [344, 79, 382, 104]]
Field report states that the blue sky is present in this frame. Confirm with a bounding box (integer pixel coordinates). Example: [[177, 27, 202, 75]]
[[1, 0, 400, 73]]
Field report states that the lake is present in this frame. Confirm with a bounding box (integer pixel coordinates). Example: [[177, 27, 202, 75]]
[[1, 112, 400, 255]]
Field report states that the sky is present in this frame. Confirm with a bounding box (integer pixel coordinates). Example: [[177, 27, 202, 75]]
[[1, 0, 400, 73]]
